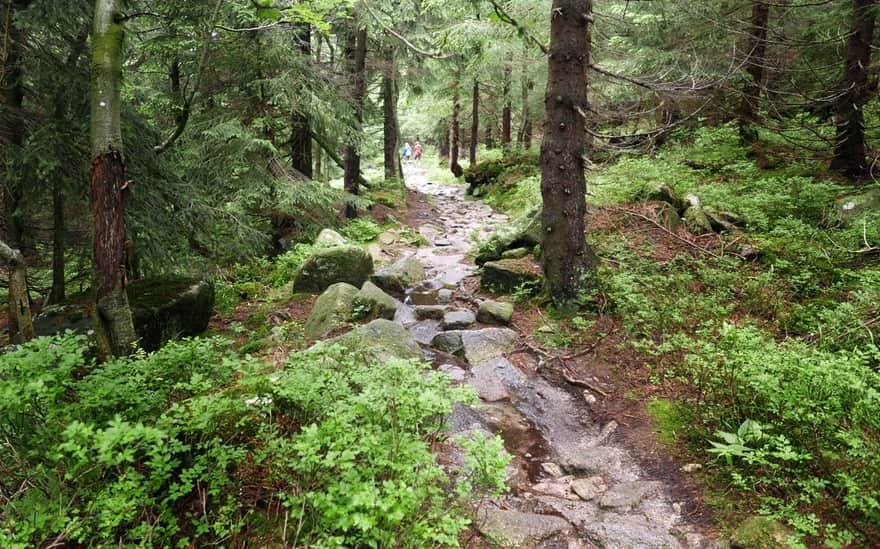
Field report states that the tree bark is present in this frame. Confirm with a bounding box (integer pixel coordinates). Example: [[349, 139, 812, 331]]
[[831, 0, 877, 178], [738, 1, 770, 145], [90, 0, 136, 357], [540, 0, 599, 307], [437, 117, 450, 159], [0, 238, 33, 343], [343, 24, 367, 217], [1, 0, 31, 333], [502, 53, 513, 148], [383, 48, 401, 180], [518, 41, 533, 148], [290, 22, 313, 178], [51, 179, 65, 304], [450, 68, 464, 177], [470, 80, 480, 165]]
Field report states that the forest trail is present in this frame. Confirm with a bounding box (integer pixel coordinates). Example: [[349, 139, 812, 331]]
[[395, 165, 719, 549]]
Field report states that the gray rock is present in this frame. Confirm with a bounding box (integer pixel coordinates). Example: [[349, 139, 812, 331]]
[[314, 228, 347, 247], [557, 445, 639, 483], [837, 188, 880, 224], [730, 516, 796, 549], [683, 206, 714, 235], [570, 476, 608, 501], [371, 255, 426, 294], [481, 258, 543, 294], [531, 478, 579, 500], [501, 247, 530, 260], [542, 462, 565, 478], [471, 376, 511, 402], [414, 305, 447, 320], [656, 203, 682, 232], [438, 364, 467, 382], [640, 183, 684, 210], [128, 277, 215, 352], [293, 245, 374, 293], [580, 515, 683, 549], [409, 320, 441, 345], [471, 357, 527, 387], [442, 310, 476, 330], [354, 281, 398, 320], [475, 505, 571, 548], [598, 481, 663, 511], [437, 288, 454, 304], [393, 303, 418, 326], [303, 282, 358, 338], [460, 328, 518, 365], [431, 331, 464, 354], [475, 206, 543, 265], [331, 319, 422, 362], [477, 300, 514, 325]]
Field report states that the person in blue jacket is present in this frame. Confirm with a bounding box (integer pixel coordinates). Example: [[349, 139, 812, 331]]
[[402, 142, 413, 162]]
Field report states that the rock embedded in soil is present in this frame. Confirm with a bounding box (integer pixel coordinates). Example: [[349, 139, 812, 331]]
[[475, 505, 572, 549], [437, 288, 454, 303], [293, 245, 374, 293], [730, 516, 795, 549], [531, 477, 579, 500], [471, 376, 511, 402], [683, 206, 714, 235], [414, 305, 447, 320], [408, 319, 441, 345], [656, 203, 682, 232], [442, 309, 476, 330], [314, 228, 347, 247], [570, 476, 608, 501], [370, 255, 426, 294], [303, 282, 359, 338], [436, 328, 519, 365], [477, 300, 514, 325], [557, 445, 639, 483], [481, 258, 543, 294], [128, 277, 215, 352], [598, 480, 663, 511], [542, 462, 565, 478], [438, 363, 467, 382], [354, 281, 398, 320], [501, 247, 530, 260], [330, 319, 422, 362], [475, 206, 543, 265]]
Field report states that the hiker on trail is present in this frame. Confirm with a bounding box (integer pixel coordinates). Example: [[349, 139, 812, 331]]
[[402, 142, 413, 162], [413, 141, 423, 161]]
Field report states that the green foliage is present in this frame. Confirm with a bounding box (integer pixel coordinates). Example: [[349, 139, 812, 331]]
[[0, 336, 501, 547], [339, 218, 385, 244]]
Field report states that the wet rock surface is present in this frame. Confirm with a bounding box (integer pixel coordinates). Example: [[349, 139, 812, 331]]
[[310, 167, 717, 548]]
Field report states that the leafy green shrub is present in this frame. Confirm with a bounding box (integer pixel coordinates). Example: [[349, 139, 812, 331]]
[[339, 217, 384, 243], [0, 336, 501, 547], [270, 243, 315, 287]]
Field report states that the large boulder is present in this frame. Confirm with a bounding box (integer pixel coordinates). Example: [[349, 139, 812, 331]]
[[475, 206, 543, 265], [475, 505, 571, 548], [128, 277, 215, 352], [370, 255, 425, 294], [314, 228, 347, 248], [292, 245, 374, 293], [477, 300, 514, 325], [35, 276, 214, 352], [353, 281, 398, 320], [303, 282, 359, 339], [481, 258, 543, 294], [431, 328, 518, 365], [332, 319, 422, 362]]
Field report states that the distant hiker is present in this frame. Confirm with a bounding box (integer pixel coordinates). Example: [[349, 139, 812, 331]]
[[413, 141, 423, 161], [402, 142, 413, 162]]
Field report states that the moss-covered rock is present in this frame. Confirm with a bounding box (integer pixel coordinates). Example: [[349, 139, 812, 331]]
[[730, 516, 795, 549], [481, 258, 543, 294], [332, 319, 422, 362], [656, 203, 681, 232], [475, 206, 543, 266], [638, 183, 684, 210], [292, 245, 374, 293], [314, 228, 347, 248], [354, 281, 398, 320], [370, 256, 425, 294], [303, 282, 359, 339], [128, 277, 215, 352], [683, 206, 714, 235], [477, 300, 514, 325], [837, 188, 880, 224]]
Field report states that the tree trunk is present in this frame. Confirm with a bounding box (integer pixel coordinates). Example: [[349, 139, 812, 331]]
[[502, 53, 513, 148], [540, 0, 599, 307], [437, 117, 450, 159], [831, 0, 877, 177], [470, 80, 480, 165], [518, 42, 533, 148], [1, 0, 31, 333], [450, 69, 464, 177], [738, 1, 770, 145], [343, 25, 367, 217], [383, 48, 401, 180], [485, 121, 495, 149], [0, 238, 33, 343], [51, 179, 65, 304], [90, 0, 136, 357], [290, 22, 313, 178]]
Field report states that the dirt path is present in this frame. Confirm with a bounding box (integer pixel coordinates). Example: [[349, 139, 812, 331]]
[[392, 166, 720, 549]]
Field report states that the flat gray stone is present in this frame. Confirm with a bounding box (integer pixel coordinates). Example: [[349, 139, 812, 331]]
[[415, 305, 447, 320], [598, 481, 664, 511], [471, 376, 511, 402], [477, 300, 514, 325], [409, 320, 441, 345], [476, 506, 571, 548], [557, 445, 639, 483], [442, 309, 476, 330], [437, 288, 454, 303], [460, 328, 518, 365], [438, 364, 466, 382], [314, 228, 347, 247], [531, 478, 579, 500], [431, 331, 463, 354], [570, 476, 608, 501]]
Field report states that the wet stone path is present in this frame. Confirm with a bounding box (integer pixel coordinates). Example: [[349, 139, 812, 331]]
[[391, 167, 717, 549]]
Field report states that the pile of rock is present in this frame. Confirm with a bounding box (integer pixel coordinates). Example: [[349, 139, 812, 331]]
[[641, 183, 742, 235]]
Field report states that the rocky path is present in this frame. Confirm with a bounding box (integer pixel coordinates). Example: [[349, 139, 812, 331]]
[[390, 166, 718, 549]]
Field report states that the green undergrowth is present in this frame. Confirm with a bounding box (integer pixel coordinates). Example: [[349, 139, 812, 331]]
[[0, 335, 508, 547], [469, 127, 880, 545]]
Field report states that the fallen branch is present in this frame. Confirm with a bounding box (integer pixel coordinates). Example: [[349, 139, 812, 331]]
[[614, 207, 724, 259], [562, 327, 617, 360], [556, 359, 610, 397]]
